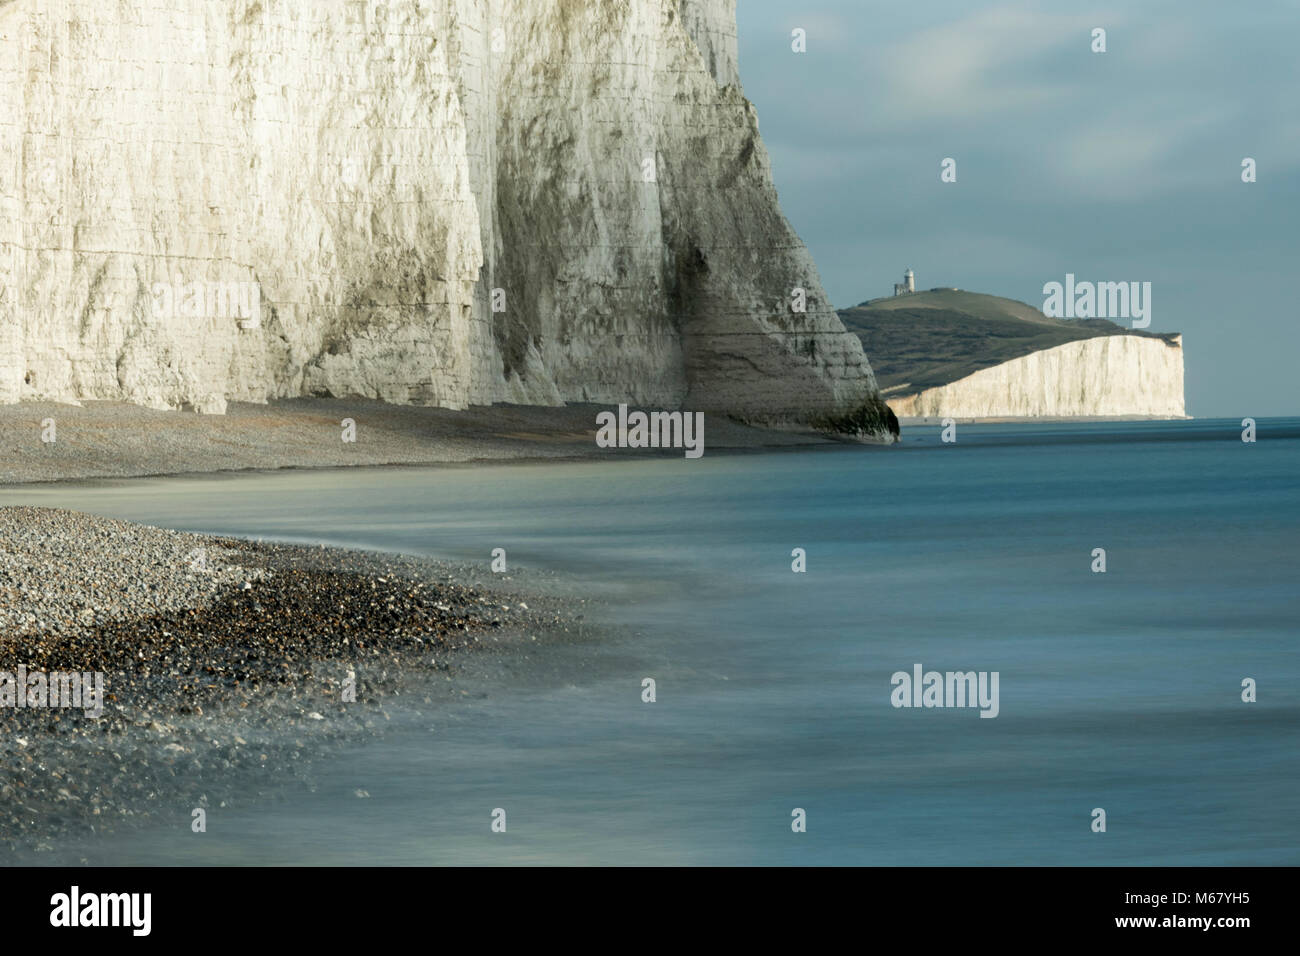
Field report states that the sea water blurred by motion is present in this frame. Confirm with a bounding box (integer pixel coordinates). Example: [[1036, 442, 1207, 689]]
[[4, 418, 1297, 865]]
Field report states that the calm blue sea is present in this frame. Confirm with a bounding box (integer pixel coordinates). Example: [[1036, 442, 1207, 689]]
[[4, 418, 1298, 864]]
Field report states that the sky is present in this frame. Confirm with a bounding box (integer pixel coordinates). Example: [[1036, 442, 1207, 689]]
[[735, 0, 1300, 417]]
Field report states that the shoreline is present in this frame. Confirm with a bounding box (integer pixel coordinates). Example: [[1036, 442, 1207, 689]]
[[0, 506, 587, 856], [1, 435, 863, 492], [0, 396, 1206, 488], [0, 398, 847, 486]]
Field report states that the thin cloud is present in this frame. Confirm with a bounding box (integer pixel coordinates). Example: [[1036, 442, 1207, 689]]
[[867, 3, 1106, 125]]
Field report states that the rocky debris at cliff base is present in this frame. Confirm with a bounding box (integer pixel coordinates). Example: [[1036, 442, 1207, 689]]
[[0, 507, 579, 854]]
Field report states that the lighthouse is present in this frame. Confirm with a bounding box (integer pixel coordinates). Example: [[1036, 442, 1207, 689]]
[[893, 268, 915, 296]]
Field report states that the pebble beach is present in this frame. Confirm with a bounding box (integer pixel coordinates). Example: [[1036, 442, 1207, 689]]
[[0, 506, 576, 855]]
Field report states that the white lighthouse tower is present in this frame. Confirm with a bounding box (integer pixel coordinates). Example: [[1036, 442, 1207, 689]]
[[893, 268, 915, 296]]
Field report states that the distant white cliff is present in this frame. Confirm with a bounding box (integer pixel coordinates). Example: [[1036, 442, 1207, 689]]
[[886, 334, 1187, 419], [839, 288, 1185, 422], [0, 0, 891, 436]]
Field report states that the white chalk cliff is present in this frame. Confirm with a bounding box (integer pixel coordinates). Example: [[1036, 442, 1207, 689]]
[[0, 0, 891, 436], [886, 334, 1186, 419]]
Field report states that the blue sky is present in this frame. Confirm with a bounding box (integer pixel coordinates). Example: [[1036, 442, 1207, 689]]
[[735, 0, 1299, 417]]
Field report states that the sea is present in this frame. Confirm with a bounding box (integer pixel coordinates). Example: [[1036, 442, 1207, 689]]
[[3, 418, 1297, 864]]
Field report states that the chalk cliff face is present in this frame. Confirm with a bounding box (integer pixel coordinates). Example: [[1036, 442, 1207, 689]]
[[886, 334, 1186, 419], [0, 0, 889, 436]]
